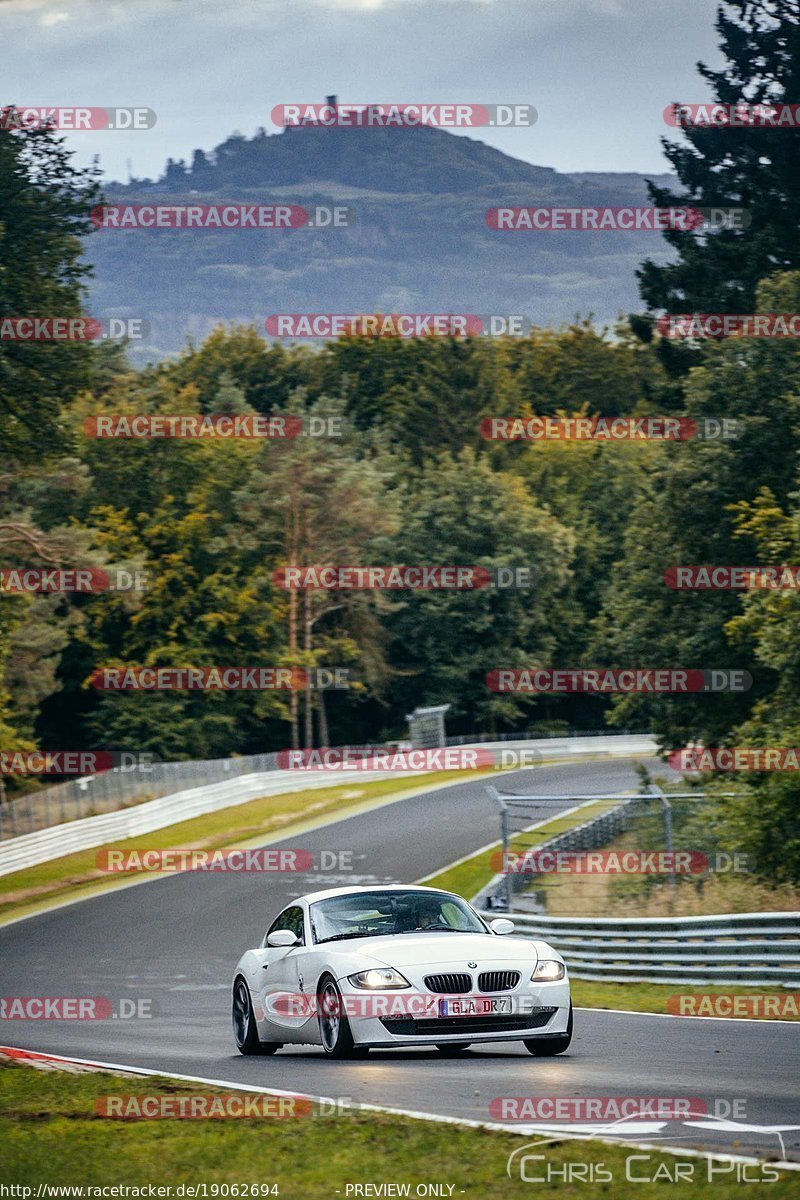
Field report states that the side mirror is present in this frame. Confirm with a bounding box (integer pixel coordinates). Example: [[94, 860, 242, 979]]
[[267, 930, 300, 948], [490, 918, 515, 935]]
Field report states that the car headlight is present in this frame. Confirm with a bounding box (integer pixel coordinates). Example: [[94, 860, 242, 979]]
[[532, 959, 566, 982], [348, 968, 411, 989]]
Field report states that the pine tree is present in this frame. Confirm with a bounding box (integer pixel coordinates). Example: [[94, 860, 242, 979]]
[[0, 117, 101, 462], [639, 1, 800, 314]]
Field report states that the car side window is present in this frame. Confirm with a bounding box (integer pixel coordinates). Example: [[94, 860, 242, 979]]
[[266, 905, 305, 945]]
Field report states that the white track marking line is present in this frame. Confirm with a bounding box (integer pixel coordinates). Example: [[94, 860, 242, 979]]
[[575, 1005, 800, 1025], [1, 1044, 798, 1171]]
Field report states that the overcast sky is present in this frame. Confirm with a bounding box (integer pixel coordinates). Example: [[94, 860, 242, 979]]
[[3, 0, 723, 183]]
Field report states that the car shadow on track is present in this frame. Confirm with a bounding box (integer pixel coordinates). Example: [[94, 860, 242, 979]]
[[257, 1046, 573, 1061]]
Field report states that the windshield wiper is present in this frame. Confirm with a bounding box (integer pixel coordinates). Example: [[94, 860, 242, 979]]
[[315, 931, 385, 944], [395, 927, 472, 934]]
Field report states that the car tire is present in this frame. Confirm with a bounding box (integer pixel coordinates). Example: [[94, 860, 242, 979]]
[[317, 974, 360, 1058], [523, 1003, 573, 1057], [232, 977, 282, 1056], [435, 1043, 472, 1055]]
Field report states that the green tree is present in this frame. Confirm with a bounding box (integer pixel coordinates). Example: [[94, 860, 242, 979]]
[[704, 488, 800, 882], [598, 272, 800, 748], [0, 119, 102, 760], [0, 117, 101, 463], [384, 449, 573, 734], [234, 394, 398, 748], [639, 1, 800, 314]]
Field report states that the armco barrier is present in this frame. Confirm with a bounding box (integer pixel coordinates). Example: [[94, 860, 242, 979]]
[[0, 751, 284, 840], [484, 909, 800, 987], [473, 792, 647, 910], [0, 731, 655, 841], [0, 767, 417, 879], [0, 734, 657, 876]]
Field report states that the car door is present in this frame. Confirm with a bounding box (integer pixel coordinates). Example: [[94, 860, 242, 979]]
[[258, 904, 320, 1044]]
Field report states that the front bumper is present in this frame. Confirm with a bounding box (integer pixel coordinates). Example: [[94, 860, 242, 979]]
[[336, 977, 571, 1046]]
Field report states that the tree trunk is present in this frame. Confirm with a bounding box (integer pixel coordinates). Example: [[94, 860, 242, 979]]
[[303, 588, 313, 747], [289, 586, 299, 749], [286, 470, 301, 751], [317, 687, 329, 747]]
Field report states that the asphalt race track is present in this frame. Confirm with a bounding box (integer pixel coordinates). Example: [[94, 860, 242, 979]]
[[1, 757, 798, 1163]]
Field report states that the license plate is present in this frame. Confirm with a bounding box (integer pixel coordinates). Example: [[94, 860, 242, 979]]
[[439, 996, 513, 1017]]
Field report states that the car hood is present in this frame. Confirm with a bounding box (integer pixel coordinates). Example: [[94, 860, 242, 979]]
[[329, 932, 544, 968]]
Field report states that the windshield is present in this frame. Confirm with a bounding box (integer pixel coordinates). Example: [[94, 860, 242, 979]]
[[310, 890, 487, 944]]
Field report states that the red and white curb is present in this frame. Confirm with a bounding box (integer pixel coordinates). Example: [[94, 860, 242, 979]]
[[1, 1044, 138, 1075]]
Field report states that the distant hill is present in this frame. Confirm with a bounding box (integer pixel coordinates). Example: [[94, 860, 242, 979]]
[[88, 122, 677, 361]]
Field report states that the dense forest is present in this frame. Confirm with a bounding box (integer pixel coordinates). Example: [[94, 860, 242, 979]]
[[1, 0, 799, 881]]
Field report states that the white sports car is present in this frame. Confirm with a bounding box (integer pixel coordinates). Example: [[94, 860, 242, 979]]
[[232, 884, 572, 1057]]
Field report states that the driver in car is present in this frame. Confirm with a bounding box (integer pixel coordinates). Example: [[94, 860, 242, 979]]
[[393, 895, 444, 932], [414, 896, 443, 929]]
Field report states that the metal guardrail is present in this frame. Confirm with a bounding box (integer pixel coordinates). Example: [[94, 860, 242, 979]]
[[0, 733, 659, 842], [482, 909, 800, 987], [0, 731, 654, 841], [0, 766, 420, 879], [471, 782, 795, 985], [0, 751, 284, 841], [0, 734, 658, 877], [474, 790, 648, 910], [445, 728, 645, 745]]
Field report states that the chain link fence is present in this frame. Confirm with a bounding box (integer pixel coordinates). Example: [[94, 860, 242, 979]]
[[477, 783, 744, 913], [0, 752, 282, 840], [0, 728, 652, 842]]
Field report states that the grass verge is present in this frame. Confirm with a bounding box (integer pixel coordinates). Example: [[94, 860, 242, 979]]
[[571, 979, 800, 1020], [420, 797, 624, 898], [419, 798, 800, 1022], [1, 1060, 795, 1197]]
